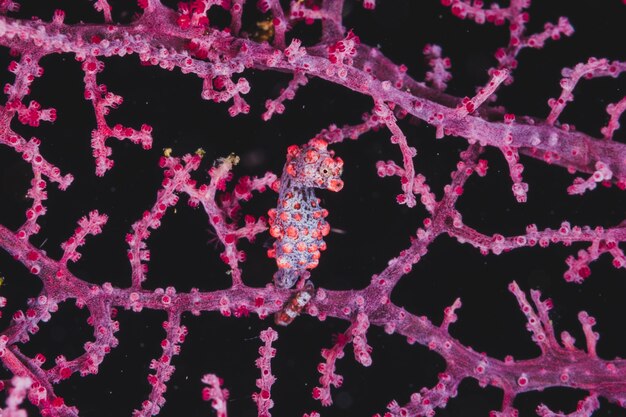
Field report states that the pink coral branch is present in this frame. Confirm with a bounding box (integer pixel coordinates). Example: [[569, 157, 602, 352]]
[[602, 96, 626, 140], [440, 298, 461, 332], [312, 332, 348, 406], [202, 374, 229, 417], [567, 160, 614, 195], [376, 160, 437, 213], [313, 311, 373, 406], [0, 376, 31, 417], [0, 0, 18, 14], [60, 211, 108, 265], [184, 154, 276, 288], [127, 152, 203, 289], [382, 371, 459, 417], [83, 56, 153, 176], [133, 313, 186, 417], [93, 0, 113, 22], [0, 14, 623, 184], [289, 0, 345, 43], [314, 111, 382, 144], [454, 69, 509, 118], [1, 53, 73, 240], [423, 44, 452, 92], [373, 100, 417, 207], [537, 394, 600, 417], [448, 220, 626, 281], [262, 70, 308, 121], [252, 327, 278, 417], [441, 0, 574, 81], [547, 58, 626, 126]]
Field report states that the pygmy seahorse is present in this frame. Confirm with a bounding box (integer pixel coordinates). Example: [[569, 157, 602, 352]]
[[267, 138, 344, 288]]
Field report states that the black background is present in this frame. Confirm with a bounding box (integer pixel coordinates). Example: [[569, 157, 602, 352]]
[[0, 1, 625, 416]]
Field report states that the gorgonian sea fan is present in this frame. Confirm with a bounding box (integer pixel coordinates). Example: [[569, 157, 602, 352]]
[[0, 1, 624, 417]]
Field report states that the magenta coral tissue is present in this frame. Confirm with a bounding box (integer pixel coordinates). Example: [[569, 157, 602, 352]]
[[0, 1, 624, 417]]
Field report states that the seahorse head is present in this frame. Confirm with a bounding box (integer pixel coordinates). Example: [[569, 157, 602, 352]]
[[284, 138, 344, 192]]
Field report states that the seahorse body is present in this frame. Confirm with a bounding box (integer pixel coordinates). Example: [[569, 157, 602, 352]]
[[268, 138, 344, 288]]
